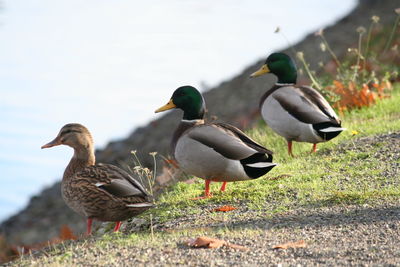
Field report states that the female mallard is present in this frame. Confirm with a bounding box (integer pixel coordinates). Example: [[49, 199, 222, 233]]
[[250, 53, 345, 156], [41, 123, 153, 235], [155, 86, 277, 198]]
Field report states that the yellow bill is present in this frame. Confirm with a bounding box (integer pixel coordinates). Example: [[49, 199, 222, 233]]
[[155, 99, 176, 113], [250, 64, 270, 77]]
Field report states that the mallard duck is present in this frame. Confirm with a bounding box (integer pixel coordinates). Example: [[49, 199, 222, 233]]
[[250, 53, 345, 156], [41, 123, 153, 235], [155, 86, 277, 198]]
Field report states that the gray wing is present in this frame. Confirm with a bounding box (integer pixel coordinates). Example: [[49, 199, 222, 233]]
[[80, 164, 149, 198], [187, 124, 259, 160], [273, 86, 340, 124], [214, 122, 273, 154]]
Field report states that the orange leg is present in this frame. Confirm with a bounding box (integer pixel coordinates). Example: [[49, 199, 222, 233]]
[[311, 143, 317, 153], [203, 180, 212, 198], [86, 218, 93, 235], [191, 180, 212, 200], [114, 221, 122, 232], [288, 141, 294, 157], [220, 181, 227, 192]]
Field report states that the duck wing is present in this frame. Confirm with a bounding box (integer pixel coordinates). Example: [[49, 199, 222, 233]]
[[273, 85, 340, 125], [188, 123, 272, 160], [77, 163, 150, 198]]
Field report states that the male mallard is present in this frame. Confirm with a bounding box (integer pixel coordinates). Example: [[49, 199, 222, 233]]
[[155, 86, 277, 198], [250, 53, 345, 156], [42, 123, 153, 235]]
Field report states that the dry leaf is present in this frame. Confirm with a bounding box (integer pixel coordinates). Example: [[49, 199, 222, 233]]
[[273, 240, 307, 250], [326, 79, 391, 112], [212, 205, 237, 212], [187, 236, 248, 251], [59, 225, 77, 241]]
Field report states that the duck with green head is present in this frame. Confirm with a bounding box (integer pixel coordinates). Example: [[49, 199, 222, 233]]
[[250, 53, 345, 156], [155, 85, 277, 198]]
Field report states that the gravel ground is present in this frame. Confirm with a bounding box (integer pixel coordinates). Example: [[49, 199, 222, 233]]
[[6, 132, 400, 266], [16, 202, 400, 266], [154, 203, 400, 266]]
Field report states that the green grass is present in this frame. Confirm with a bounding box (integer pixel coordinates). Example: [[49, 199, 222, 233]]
[[151, 85, 400, 223]]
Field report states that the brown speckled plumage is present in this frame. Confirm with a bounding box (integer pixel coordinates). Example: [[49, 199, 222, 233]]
[[42, 123, 153, 233]]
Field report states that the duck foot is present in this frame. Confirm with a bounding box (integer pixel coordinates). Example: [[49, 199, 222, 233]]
[[114, 221, 122, 232], [287, 141, 295, 157], [191, 180, 212, 200], [310, 143, 317, 153], [220, 182, 227, 192]]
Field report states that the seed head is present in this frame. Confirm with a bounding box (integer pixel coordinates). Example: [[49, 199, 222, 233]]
[[356, 26, 366, 34], [320, 42, 326, 52], [371, 15, 380, 23]]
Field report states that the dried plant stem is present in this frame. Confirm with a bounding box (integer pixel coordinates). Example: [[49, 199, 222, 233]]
[[296, 53, 323, 90], [363, 27, 372, 81], [150, 214, 154, 241], [383, 13, 400, 53], [364, 22, 375, 61], [319, 34, 344, 79], [279, 31, 298, 58], [131, 151, 143, 168], [149, 153, 157, 197], [352, 32, 364, 82]]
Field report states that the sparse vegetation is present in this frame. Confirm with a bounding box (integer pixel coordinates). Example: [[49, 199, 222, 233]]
[[151, 85, 400, 224]]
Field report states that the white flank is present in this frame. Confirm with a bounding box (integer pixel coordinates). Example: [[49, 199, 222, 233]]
[[95, 182, 105, 187], [126, 203, 154, 208], [319, 127, 346, 133], [245, 162, 277, 168]]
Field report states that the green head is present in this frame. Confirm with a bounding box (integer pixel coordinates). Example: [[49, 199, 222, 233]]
[[250, 53, 297, 84], [155, 85, 205, 120]]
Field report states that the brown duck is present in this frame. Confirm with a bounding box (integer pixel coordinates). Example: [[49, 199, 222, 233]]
[[41, 123, 153, 235]]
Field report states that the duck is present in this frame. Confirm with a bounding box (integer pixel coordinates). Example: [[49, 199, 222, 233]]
[[41, 123, 153, 235], [250, 52, 345, 157], [155, 85, 277, 198]]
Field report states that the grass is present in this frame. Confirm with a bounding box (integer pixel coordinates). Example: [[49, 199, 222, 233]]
[[151, 84, 400, 223], [8, 86, 400, 266]]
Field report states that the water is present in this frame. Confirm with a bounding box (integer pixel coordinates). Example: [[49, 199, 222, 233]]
[[0, 0, 356, 222]]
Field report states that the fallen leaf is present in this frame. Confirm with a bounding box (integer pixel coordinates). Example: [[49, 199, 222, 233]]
[[187, 236, 248, 251], [212, 205, 237, 212], [59, 225, 77, 241], [273, 240, 307, 250]]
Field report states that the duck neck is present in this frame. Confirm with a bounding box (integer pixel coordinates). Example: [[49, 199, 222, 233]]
[[276, 72, 297, 84], [182, 106, 205, 120], [171, 119, 204, 156], [63, 144, 95, 180]]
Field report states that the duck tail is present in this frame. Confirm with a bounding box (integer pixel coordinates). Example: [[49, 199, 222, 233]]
[[313, 122, 345, 141], [240, 153, 277, 179]]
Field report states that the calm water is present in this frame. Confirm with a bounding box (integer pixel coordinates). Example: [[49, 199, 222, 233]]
[[0, 0, 356, 222]]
